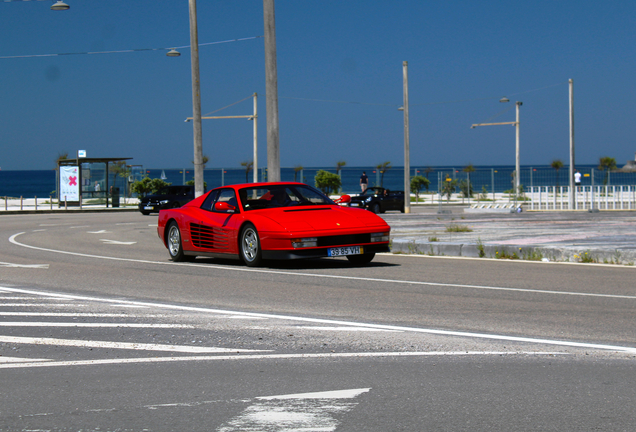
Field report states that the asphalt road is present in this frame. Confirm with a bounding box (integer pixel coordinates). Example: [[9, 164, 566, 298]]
[[1, 212, 635, 431]]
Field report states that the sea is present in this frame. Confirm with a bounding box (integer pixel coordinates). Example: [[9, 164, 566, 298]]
[[0, 164, 631, 198]]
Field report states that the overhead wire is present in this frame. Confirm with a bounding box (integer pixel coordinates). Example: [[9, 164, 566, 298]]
[[0, 36, 263, 59]]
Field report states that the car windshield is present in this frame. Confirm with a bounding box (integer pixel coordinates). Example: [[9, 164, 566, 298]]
[[238, 184, 335, 211], [360, 187, 382, 196]]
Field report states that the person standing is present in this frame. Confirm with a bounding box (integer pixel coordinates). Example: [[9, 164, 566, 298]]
[[360, 171, 368, 192], [574, 170, 582, 186]]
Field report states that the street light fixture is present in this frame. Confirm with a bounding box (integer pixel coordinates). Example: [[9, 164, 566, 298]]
[[166, 49, 181, 57], [50, 1, 70, 10], [471, 99, 522, 193]]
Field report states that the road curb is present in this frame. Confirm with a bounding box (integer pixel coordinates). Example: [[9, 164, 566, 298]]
[[390, 238, 636, 265]]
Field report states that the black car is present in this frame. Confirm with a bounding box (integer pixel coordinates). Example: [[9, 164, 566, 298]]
[[348, 187, 405, 213], [138, 185, 195, 215]]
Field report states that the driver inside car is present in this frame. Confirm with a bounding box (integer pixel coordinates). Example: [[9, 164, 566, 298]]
[[271, 189, 292, 206]]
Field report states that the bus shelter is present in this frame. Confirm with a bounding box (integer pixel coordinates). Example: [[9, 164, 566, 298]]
[[57, 157, 132, 208]]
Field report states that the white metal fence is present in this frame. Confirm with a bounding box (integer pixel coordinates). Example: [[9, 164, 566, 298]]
[[528, 185, 636, 210]]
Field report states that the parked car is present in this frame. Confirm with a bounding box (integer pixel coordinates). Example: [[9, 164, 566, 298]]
[[157, 182, 391, 266], [348, 187, 405, 213], [138, 185, 195, 215]]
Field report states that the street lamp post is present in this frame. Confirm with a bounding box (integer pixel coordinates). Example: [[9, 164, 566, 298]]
[[401, 61, 410, 214], [471, 99, 522, 193], [185, 93, 258, 183]]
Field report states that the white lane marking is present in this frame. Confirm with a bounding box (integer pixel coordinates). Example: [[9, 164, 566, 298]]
[[0, 303, 84, 307], [0, 322, 192, 328], [0, 351, 566, 370], [258, 388, 370, 400], [109, 304, 150, 309], [87, 230, 109, 234], [0, 262, 49, 269], [227, 315, 267, 320], [70, 225, 90, 229], [0, 336, 268, 353], [0, 312, 154, 317], [99, 239, 137, 245], [9, 232, 636, 301], [296, 326, 401, 332], [219, 388, 372, 432], [32, 229, 47, 232], [2, 286, 636, 354], [0, 356, 51, 364]]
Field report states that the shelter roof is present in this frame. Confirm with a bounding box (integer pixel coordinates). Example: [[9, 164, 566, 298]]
[[58, 157, 132, 166]]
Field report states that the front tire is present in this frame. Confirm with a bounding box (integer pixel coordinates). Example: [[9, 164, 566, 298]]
[[347, 253, 375, 266], [370, 203, 381, 214], [167, 221, 188, 262], [240, 224, 263, 267]]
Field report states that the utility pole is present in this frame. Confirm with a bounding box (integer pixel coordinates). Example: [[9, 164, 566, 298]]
[[188, 0, 204, 197], [402, 61, 411, 213], [253, 93, 259, 183], [568, 78, 575, 209], [263, 0, 280, 182]]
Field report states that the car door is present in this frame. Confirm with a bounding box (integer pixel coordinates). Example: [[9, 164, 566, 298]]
[[189, 189, 241, 254]]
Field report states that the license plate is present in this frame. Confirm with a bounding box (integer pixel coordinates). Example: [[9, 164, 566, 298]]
[[328, 246, 362, 257], [144, 206, 154, 210], [350, 203, 360, 207]]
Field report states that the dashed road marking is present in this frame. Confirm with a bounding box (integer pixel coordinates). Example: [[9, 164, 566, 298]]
[[0, 322, 192, 328], [0, 262, 49, 269], [0, 336, 268, 353], [99, 239, 137, 245]]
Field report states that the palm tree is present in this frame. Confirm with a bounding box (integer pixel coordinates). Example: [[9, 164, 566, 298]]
[[598, 156, 617, 185], [191, 155, 209, 169], [336, 161, 346, 177], [463, 164, 475, 200], [551, 159, 564, 189], [293, 165, 303, 182], [241, 161, 253, 183], [376, 161, 391, 187]]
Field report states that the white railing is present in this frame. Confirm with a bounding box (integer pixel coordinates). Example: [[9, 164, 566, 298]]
[[528, 185, 636, 210]]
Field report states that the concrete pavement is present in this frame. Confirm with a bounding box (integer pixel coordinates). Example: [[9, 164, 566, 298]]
[[386, 206, 636, 265]]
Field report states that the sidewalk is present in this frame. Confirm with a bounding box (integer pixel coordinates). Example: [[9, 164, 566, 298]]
[[386, 205, 636, 266], [0, 197, 138, 213]]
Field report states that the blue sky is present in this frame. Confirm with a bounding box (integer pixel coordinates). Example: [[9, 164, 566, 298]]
[[1, 0, 635, 171]]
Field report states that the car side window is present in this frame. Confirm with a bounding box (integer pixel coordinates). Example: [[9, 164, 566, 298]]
[[201, 190, 219, 211]]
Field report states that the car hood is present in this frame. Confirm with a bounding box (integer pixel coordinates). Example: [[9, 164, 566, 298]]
[[258, 206, 386, 232]]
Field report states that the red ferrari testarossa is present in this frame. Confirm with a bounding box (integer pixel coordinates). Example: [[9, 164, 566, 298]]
[[157, 182, 391, 266]]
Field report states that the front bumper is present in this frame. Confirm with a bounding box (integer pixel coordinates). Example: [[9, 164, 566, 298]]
[[262, 243, 390, 260]]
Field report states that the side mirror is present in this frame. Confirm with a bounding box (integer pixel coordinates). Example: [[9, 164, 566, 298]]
[[335, 194, 351, 204], [214, 201, 236, 212]]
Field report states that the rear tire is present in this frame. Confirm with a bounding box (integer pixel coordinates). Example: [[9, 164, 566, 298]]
[[346, 253, 375, 266], [240, 224, 263, 267], [167, 221, 188, 262]]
